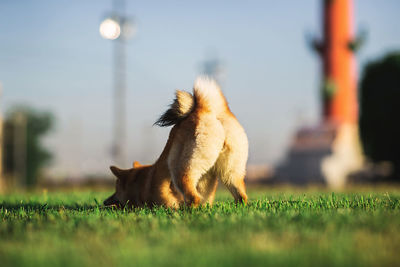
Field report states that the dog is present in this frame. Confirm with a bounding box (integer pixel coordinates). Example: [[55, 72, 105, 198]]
[[104, 77, 248, 208]]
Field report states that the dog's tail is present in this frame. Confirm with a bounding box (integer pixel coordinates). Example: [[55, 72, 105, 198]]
[[155, 76, 228, 127], [193, 76, 228, 115], [154, 89, 195, 127]]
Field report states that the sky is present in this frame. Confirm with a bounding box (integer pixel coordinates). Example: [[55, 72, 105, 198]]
[[0, 0, 399, 178]]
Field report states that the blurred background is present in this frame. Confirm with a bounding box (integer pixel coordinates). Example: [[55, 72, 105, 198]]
[[0, 0, 399, 190]]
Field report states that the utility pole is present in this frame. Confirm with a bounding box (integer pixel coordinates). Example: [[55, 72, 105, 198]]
[[99, 0, 135, 167]]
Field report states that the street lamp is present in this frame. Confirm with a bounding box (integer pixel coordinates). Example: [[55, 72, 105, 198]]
[[99, 18, 121, 40], [100, 0, 135, 167]]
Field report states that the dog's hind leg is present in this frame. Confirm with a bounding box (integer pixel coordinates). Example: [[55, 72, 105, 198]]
[[168, 114, 225, 207], [224, 176, 248, 204], [215, 148, 248, 204], [197, 173, 218, 205]]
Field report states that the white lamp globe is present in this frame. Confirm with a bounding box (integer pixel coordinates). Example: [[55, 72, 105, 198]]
[[99, 18, 121, 40]]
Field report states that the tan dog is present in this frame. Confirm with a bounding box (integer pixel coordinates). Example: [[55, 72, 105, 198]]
[[104, 77, 248, 208]]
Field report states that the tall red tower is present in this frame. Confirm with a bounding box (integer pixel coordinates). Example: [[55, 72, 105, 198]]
[[317, 0, 358, 124], [276, 0, 364, 187]]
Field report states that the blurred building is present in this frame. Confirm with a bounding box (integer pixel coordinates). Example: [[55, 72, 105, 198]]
[[246, 164, 273, 183], [276, 0, 363, 187]]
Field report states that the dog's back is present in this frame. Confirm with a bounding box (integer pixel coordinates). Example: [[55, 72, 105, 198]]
[[156, 77, 248, 206]]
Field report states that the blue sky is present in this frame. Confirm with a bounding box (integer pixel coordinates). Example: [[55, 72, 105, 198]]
[[0, 0, 399, 177]]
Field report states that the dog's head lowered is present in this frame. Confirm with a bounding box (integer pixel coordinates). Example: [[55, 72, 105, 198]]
[[103, 161, 142, 207]]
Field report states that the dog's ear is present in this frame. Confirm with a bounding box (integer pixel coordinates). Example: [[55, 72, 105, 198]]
[[103, 193, 119, 206], [133, 161, 141, 168], [110, 166, 129, 181]]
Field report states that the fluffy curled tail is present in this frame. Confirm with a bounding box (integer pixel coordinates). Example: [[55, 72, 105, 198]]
[[193, 76, 228, 115], [154, 90, 194, 127], [155, 76, 228, 127]]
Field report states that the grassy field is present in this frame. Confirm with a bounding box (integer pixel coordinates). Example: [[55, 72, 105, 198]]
[[1, 187, 400, 267]]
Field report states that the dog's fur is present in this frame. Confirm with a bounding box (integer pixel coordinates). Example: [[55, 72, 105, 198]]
[[104, 77, 248, 208]]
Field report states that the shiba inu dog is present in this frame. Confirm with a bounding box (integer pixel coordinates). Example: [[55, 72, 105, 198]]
[[104, 77, 248, 208]]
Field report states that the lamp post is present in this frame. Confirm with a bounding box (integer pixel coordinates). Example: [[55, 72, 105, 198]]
[[99, 0, 135, 167]]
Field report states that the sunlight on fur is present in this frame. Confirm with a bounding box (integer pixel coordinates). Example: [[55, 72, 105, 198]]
[[104, 76, 248, 208]]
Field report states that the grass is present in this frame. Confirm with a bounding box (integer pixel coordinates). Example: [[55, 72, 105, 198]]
[[0, 187, 400, 267]]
